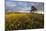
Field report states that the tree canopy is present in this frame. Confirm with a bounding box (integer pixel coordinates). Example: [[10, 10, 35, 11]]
[[31, 6, 37, 12]]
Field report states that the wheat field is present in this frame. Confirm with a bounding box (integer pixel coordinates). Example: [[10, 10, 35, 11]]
[[5, 13, 44, 30]]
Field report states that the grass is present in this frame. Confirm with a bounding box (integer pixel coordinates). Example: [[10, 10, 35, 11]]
[[5, 13, 44, 30]]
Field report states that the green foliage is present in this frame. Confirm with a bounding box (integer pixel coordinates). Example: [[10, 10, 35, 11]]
[[5, 13, 44, 30]]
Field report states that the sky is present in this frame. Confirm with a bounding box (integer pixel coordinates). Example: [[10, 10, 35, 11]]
[[5, 0, 44, 12], [5, 0, 32, 11]]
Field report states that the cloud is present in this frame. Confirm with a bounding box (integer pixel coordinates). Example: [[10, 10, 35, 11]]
[[5, 1, 44, 12], [6, 1, 16, 7], [9, 3, 16, 6]]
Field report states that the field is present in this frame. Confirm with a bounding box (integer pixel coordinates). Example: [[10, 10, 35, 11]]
[[5, 12, 44, 30]]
